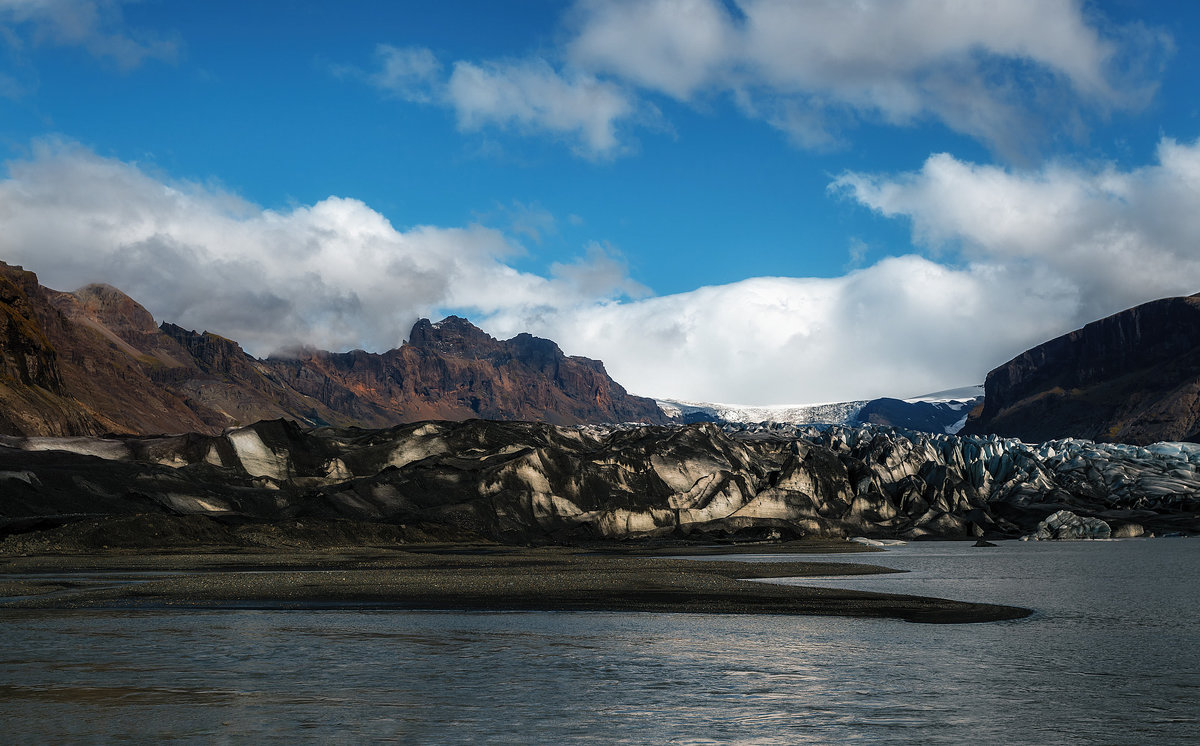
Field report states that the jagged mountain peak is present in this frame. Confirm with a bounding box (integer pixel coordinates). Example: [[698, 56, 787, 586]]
[[408, 315, 494, 348]]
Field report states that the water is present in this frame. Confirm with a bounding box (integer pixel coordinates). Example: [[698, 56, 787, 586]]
[[1, 540, 1197, 744]]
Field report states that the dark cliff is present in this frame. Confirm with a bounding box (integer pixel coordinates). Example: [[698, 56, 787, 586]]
[[966, 293, 1200, 445]]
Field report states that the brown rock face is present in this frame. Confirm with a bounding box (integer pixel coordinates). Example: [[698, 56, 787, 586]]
[[265, 316, 668, 426], [0, 262, 666, 435], [966, 293, 1200, 445]]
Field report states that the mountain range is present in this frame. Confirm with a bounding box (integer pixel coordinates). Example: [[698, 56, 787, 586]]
[[3, 258, 1200, 447], [0, 262, 666, 437], [2, 261, 1199, 546]]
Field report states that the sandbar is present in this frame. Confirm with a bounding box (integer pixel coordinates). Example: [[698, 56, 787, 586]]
[[0, 542, 1032, 624]]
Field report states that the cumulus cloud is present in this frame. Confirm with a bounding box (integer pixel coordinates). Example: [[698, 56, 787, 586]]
[[486, 258, 1079, 403], [567, 0, 734, 100], [566, 0, 1164, 159], [0, 0, 178, 69], [486, 137, 1200, 402], [5, 139, 1200, 404], [447, 58, 633, 157], [0, 140, 639, 355], [363, 45, 636, 158], [831, 137, 1200, 323]]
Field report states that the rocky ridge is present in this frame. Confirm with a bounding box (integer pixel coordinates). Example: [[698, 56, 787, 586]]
[[265, 316, 665, 427], [1, 419, 1195, 547]]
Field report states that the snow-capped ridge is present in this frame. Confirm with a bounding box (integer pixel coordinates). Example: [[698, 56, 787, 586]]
[[656, 398, 869, 425], [657, 383, 984, 432]]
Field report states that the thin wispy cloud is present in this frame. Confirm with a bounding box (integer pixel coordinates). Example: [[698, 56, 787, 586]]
[[0, 0, 179, 70], [361, 45, 638, 159]]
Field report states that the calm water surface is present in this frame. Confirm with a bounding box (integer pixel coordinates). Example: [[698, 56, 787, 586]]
[[1, 540, 1197, 744]]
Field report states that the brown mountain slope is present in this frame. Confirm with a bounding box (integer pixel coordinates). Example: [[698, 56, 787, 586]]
[[0, 265, 208, 436], [965, 293, 1200, 445], [0, 266, 102, 435], [0, 262, 667, 435]]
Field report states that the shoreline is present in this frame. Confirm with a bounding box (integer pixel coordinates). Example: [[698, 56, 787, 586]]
[[0, 543, 1032, 624]]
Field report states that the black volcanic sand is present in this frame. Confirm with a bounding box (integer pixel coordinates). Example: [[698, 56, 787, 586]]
[[0, 541, 1031, 624]]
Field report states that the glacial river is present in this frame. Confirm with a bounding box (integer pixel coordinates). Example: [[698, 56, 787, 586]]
[[1, 539, 1197, 744]]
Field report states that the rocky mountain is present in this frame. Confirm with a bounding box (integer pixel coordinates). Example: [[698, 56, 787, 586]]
[[264, 317, 664, 426], [1, 419, 1195, 548], [0, 262, 667, 436], [966, 293, 1200, 445]]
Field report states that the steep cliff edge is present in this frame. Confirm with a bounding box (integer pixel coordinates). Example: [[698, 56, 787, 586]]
[[966, 294, 1200, 445]]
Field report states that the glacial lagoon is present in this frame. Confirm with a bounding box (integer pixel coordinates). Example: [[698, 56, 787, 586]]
[[1, 539, 1197, 744]]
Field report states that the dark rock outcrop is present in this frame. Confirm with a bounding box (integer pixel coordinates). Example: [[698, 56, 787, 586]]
[[966, 293, 1200, 445]]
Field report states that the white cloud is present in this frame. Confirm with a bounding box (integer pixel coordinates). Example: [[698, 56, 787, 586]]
[[567, 0, 734, 99], [354, 2, 1163, 160], [0, 140, 638, 355], [361, 45, 637, 158], [549, 242, 649, 300], [488, 258, 1078, 403], [5, 139, 1200, 405], [567, 0, 1162, 158], [831, 137, 1200, 323], [480, 137, 1200, 402], [447, 58, 633, 157], [0, 0, 178, 69]]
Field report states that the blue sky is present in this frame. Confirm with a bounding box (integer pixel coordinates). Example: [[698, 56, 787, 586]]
[[1, 1, 1199, 404]]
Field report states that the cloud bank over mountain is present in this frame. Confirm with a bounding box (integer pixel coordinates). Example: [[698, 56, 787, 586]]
[[0, 140, 628, 356], [4, 137, 1200, 403]]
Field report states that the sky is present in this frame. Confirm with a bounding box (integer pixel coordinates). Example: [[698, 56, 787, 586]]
[[0, 0, 1198, 405]]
